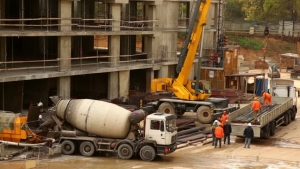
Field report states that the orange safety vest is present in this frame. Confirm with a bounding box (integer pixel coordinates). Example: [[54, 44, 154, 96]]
[[221, 114, 228, 125], [252, 100, 261, 110], [263, 93, 271, 100], [214, 126, 224, 138]]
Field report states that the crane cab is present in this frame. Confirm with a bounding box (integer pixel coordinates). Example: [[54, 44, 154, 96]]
[[186, 80, 212, 100]]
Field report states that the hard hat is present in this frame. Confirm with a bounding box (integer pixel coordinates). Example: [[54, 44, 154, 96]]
[[248, 123, 252, 126], [38, 102, 43, 107]]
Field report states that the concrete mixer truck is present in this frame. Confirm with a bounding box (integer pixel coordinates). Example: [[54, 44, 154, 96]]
[[45, 96, 177, 161]]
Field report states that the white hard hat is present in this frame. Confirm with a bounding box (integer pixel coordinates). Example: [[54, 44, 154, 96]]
[[38, 102, 43, 107], [248, 123, 252, 126]]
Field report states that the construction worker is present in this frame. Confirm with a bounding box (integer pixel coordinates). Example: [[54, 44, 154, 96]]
[[220, 110, 228, 126], [211, 121, 218, 146], [214, 123, 224, 148], [223, 120, 232, 145], [251, 97, 261, 122], [262, 91, 272, 106]]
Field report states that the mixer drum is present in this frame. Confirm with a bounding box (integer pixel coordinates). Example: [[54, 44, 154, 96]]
[[56, 99, 132, 139]]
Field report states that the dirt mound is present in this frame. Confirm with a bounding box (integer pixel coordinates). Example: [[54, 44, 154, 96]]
[[254, 60, 268, 69]]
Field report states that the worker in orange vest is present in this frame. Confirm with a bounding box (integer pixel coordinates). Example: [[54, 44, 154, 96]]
[[262, 91, 272, 106], [214, 123, 224, 148], [252, 97, 261, 122], [220, 110, 228, 126]]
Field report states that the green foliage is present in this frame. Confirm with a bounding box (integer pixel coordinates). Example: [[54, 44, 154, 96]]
[[284, 46, 291, 50], [225, 0, 245, 19], [178, 32, 186, 39], [231, 36, 264, 50]]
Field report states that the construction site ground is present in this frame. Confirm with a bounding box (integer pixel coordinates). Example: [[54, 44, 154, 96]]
[[1, 70, 300, 169]]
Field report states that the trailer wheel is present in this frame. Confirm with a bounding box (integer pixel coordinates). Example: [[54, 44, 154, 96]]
[[139, 145, 156, 161], [79, 141, 95, 157], [270, 121, 276, 136], [158, 102, 175, 115], [196, 106, 212, 124], [117, 144, 133, 160], [261, 124, 270, 139], [61, 140, 76, 155]]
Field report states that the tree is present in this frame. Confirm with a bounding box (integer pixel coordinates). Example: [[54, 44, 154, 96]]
[[225, 0, 245, 19], [238, 0, 300, 21]]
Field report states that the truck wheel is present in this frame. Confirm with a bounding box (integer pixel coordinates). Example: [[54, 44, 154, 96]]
[[283, 113, 289, 126], [196, 106, 212, 124], [261, 125, 270, 139], [270, 121, 276, 136], [139, 145, 156, 161], [79, 141, 95, 157], [291, 110, 296, 121], [61, 140, 76, 155], [158, 102, 175, 115], [288, 112, 292, 124], [117, 144, 133, 160]]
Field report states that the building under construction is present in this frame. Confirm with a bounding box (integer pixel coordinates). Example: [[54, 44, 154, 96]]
[[0, 0, 226, 113]]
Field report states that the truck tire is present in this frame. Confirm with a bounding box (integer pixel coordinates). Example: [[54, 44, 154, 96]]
[[80, 141, 95, 157], [196, 106, 212, 124], [270, 121, 276, 136], [291, 110, 296, 121], [139, 145, 156, 161], [117, 144, 133, 160], [288, 112, 292, 124], [158, 102, 175, 115], [283, 113, 289, 126], [61, 140, 76, 155], [261, 124, 270, 139]]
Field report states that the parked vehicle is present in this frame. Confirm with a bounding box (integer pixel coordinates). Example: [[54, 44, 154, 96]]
[[268, 65, 280, 78], [46, 96, 177, 161], [228, 79, 297, 139]]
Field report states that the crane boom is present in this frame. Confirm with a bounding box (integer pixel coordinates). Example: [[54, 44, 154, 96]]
[[172, 0, 211, 100], [151, 0, 211, 101]]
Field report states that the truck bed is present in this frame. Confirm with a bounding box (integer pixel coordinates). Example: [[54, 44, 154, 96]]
[[228, 97, 293, 138]]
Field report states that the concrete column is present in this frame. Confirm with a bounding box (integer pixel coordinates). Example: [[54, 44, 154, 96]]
[[58, 77, 70, 99], [119, 70, 130, 101], [146, 70, 154, 93], [58, 0, 72, 31], [108, 72, 119, 99], [159, 65, 169, 78], [157, 1, 178, 61], [109, 4, 121, 66], [58, 0, 72, 99]]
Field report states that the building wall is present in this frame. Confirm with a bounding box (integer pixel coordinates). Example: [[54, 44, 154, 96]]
[[0, 0, 219, 112]]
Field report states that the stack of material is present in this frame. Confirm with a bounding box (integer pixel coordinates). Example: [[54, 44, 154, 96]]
[[232, 104, 279, 124], [176, 120, 212, 149], [176, 119, 196, 131]]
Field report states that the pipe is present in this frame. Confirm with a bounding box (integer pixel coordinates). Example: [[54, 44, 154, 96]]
[[0, 140, 47, 147], [177, 126, 206, 136]]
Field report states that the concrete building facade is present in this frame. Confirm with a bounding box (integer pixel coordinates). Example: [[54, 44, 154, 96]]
[[0, 0, 223, 113]]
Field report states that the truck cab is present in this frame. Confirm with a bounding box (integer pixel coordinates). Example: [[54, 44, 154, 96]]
[[144, 113, 177, 154]]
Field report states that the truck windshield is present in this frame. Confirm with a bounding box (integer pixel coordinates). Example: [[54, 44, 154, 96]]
[[166, 119, 176, 132]]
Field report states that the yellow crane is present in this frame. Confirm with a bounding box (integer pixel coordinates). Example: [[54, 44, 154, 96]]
[[151, 0, 239, 123]]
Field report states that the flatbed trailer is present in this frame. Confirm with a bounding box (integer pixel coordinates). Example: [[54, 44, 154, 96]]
[[228, 97, 297, 139]]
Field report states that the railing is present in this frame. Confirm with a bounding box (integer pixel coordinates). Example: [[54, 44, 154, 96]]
[[0, 51, 179, 79], [0, 18, 158, 32]]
